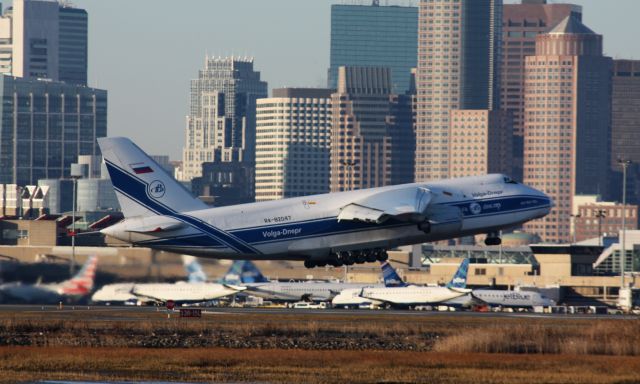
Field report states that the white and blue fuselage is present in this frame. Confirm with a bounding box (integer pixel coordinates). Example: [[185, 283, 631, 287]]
[[102, 165, 551, 262]]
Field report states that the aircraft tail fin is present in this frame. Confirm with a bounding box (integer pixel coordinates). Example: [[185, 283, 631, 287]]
[[221, 260, 268, 285], [97, 137, 206, 218], [220, 261, 245, 285], [239, 260, 269, 283], [182, 255, 208, 283], [60, 255, 98, 296], [380, 261, 408, 287], [446, 258, 470, 289]]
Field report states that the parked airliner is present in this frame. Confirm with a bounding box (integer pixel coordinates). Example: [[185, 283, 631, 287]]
[[332, 259, 470, 308], [91, 256, 246, 305], [0, 256, 97, 303], [98, 137, 552, 268]]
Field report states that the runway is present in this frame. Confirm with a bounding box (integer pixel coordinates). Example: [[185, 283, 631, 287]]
[[0, 304, 632, 320]]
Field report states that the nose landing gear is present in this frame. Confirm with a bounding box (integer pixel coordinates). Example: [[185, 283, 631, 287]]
[[484, 232, 502, 246]]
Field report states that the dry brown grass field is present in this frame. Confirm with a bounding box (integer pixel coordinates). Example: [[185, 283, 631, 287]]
[[0, 307, 640, 383]]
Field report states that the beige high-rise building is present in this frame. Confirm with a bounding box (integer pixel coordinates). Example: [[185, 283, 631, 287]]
[[501, 0, 581, 180], [523, 16, 612, 243], [255, 88, 332, 202], [415, 0, 502, 182], [449, 110, 512, 179]]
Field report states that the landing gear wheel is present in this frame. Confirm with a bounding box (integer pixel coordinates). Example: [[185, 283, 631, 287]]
[[418, 221, 431, 234], [376, 250, 389, 262], [304, 260, 316, 269], [344, 252, 355, 266], [484, 237, 502, 246]]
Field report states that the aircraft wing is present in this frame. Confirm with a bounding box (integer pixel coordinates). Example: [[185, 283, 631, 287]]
[[337, 186, 432, 224]]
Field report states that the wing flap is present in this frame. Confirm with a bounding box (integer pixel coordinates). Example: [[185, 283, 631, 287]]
[[338, 186, 432, 224]]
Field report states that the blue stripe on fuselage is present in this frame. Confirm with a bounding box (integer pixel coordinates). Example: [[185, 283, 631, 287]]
[[105, 160, 260, 254], [107, 159, 550, 252]]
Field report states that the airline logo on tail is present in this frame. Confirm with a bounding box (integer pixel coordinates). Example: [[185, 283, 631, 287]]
[[149, 181, 166, 199], [445, 258, 470, 289], [380, 261, 408, 287], [60, 255, 98, 296]]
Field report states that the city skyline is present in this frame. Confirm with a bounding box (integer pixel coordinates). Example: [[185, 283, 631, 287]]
[[28, 0, 640, 160]]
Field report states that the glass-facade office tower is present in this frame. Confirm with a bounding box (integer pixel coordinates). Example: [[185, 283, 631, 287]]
[[182, 57, 267, 182], [610, 60, 640, 207], [523, 17, 612, 243], [415, 0, 502, 182], [59, 5, 88, 85], [0, 75, 107, 186], [328, 3, 418, 94], [0, 0, 88, 85]]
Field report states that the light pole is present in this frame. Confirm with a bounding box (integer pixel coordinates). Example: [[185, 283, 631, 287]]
[[339, 160, 356, 281], [340, 160, 356, 192], [595, 209, 606, 247], [69, 164, 84, 276], [570, 213, 581, 244], [618, 159, 632, 288]]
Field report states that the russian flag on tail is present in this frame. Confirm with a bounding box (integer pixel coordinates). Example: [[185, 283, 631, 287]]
[[130, 163, 153, 174]]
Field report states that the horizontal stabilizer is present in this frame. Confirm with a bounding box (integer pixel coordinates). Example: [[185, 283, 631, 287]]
[[222, 284, 247, 292], [125, 222, 185, 234]]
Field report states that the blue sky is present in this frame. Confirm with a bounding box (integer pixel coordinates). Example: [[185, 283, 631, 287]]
[[40, 0, 640, 159]]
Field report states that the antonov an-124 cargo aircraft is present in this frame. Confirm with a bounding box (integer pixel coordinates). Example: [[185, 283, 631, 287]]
[[98, 137, 552, 268]]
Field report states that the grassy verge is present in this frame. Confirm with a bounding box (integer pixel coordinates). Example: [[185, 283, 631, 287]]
[[3, 347, 640, 384], [1, 308, 640, 383]]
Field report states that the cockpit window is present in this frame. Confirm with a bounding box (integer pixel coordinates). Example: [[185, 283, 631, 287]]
[[504, 176, 518, 184]]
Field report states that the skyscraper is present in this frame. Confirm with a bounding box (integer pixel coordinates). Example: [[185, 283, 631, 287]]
[[523, 17, 612, 243], [182, 57, 267, 182], [330, 66, 413, 192], [0, 0, 88, 85], [449, 110, 512, 179], [328, 2, 418, 94], [255, 88, 332, 201], [0, 75, 107, 186], [501, 0, 581, 180], [611, 60, 640, 206], [58, 4, 88, 85], [415, 0, 502, 182]]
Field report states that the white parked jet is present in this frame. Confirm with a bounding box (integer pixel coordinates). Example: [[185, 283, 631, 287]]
[[472, 289, 555, 308], [91, 256, 245, 305], [98, 137, 552, 268], [333, 259, 470, 308]]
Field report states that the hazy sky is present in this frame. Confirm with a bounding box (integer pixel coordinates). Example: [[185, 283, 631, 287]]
[[26, 0, 639, 159]]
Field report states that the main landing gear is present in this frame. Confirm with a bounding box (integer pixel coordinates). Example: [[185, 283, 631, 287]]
[[484, 232, 502, 246], [304, 248, 389, 269]]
